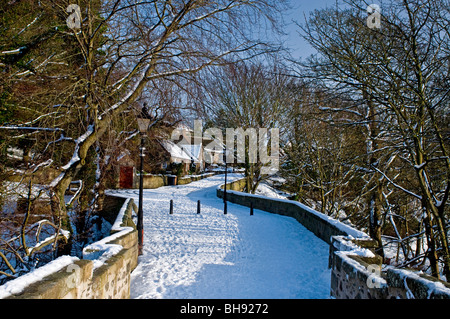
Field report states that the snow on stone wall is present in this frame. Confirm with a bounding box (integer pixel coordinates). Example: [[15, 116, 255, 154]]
[[0, 197, 138, 299], [330, 236, 450, 299]]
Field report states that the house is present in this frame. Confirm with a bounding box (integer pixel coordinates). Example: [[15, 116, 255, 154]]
[[160, 123, 225, 175], [161, 140, 202, 174]]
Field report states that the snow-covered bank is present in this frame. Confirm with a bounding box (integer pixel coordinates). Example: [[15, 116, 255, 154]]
[[107, 174, 331, 299]]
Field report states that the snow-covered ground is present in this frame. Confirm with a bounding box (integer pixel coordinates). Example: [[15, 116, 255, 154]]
[[107, 174, 331, 299]]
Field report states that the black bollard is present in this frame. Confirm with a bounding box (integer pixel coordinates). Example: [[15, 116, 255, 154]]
[[197, 200, 201, 214], [224, 201, 227, 215], [170, 199, 173, 215], [250, 202, 254, 216]]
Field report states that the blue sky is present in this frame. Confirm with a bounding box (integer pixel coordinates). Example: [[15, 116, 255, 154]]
[[283, 0, 340, 60]]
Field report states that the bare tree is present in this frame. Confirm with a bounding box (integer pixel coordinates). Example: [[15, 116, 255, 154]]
[[47, 0, 287, 218], [281, 84, 366, 223], [2, 0, 284, 222], [200, 62, 293, 193], [0, 0, 287, 274], [297, 0, 450, 280]]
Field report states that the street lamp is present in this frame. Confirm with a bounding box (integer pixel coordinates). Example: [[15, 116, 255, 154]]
[[136, 115, 150, 256], [223, 147, 228, 215]]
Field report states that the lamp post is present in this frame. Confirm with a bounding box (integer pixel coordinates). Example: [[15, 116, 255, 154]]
[[136, 116, 151, 256], [223, 147, 228, 215]]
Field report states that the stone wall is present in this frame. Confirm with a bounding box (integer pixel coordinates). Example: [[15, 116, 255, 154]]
[[330, 236, 450, 299], [177, 173, 216, 185], [135, 172, 217, 189], [2, 197, 138, 299], [141, 174, 167, 189]]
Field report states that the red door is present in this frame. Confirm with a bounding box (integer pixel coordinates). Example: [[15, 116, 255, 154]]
[[119, 166, 134, 189]]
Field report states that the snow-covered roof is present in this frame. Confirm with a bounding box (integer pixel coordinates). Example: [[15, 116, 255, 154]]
[[162, 140, 202, 162], [175, 123, 193, 132], [162, 140, 191, 161], [181, 144, 202, 161]]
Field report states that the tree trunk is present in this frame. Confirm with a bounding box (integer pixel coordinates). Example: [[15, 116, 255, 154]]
[[423, 205, 440, 279], [368, 184, 384, 259], [364, 88, 384, 259]]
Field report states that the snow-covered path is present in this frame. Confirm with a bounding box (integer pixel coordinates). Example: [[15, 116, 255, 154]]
[[107, 174, 331, 299]]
